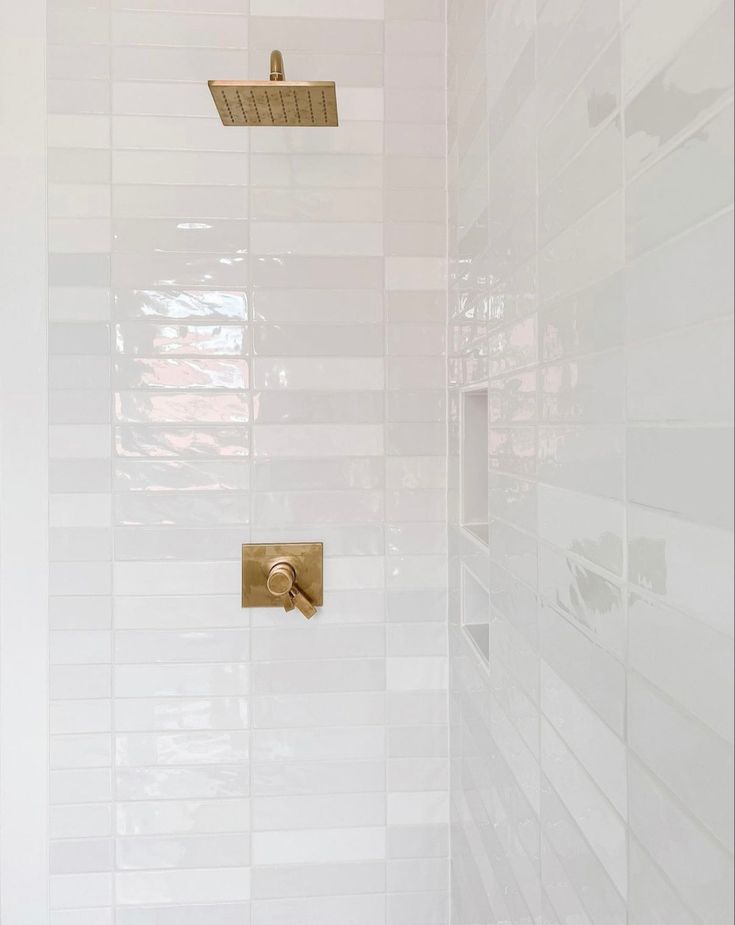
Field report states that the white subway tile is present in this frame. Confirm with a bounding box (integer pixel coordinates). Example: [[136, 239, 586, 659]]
[[50, 837, 114, 875], [116, 767, 249, 802], [629, 759, 733, 922], [628, 426, 733, 530], [114, 627, 248, 664], [628, 675, 733, 851], [251, 154, 382, 190], [253, 424, 384, 457], [625, 210, 734, 341], [51, 805, 113, 841], [117, 799, 250, 836], [253, 793, 385, 831], [387, 657, 448, 691], [50, 287, 111, 323], [386, 257, 447, 290], [541, 605, 626, 735], [115, 696, 248, 732], [540, 193, 625, 302], [625, 1, 734, 174], [249, 18, 384, 54], [252, 222, 383, 257], [117, 907, 249, 925], [628, 319, 734, 423], [51, 734, 112, 771], [50, 873, 113, 910], [254, 358, 383, 391], [542, 720, 627, 896], [629, 594, 734, 741], [116, 868, 250, 905], [52, 666, 112, 701], [253, 726, 385, 762], [116, 731, 249, 767], [252, 625, 384, 661], [254, 691, 385, 728], [252, 759, 385, 797], [112, 12, 248, 48], [117, 833, 250, 871], [50, 425, 111, 461], [52, 910, 113, 925], [623, 0, 722, 92], [250, 0, 384, 18], [113, 151, 248, 187], [254, 324, 383, 357], [628, 506, 734, 634], [387, 792, 448, 825], [628, 837, 701, 925], [251, 861, 385, 899], [542, 664, 627, 816], [538, 484, 624, 575], [627, 104, 734, 258], [539, 545, 626, 658], [253, 827, 386, 865]]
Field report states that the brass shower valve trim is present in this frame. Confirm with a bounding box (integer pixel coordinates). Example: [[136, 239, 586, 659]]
[[242, 543, 323, 620]]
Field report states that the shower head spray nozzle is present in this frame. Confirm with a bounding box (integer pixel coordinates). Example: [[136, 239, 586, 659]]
[[209, 50, 339, 127]]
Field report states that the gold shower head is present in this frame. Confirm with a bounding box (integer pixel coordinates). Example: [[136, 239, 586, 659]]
[[209, 50, 339, 127]]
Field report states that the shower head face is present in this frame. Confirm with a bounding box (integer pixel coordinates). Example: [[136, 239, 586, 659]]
[[208, 80, 339, 127]]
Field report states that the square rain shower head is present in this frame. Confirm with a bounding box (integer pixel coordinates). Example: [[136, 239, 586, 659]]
[[208, 51, 338, 127], [208, 80, 339, 127]]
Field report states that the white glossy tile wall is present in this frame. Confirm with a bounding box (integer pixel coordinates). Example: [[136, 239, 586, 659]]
[[46, 0, 447, 921], [448, 0, 734, 923]]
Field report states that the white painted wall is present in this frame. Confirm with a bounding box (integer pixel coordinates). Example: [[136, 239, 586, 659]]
[[0, 0, 50, 920], [447, 0, 734, 922]]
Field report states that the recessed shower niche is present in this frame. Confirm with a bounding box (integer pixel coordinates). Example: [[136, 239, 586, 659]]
[[461, 564, 490, 667], [460, 385, 489, 546]]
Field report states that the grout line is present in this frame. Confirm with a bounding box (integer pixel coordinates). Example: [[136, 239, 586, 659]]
[[45, 3, 53, 913], [382, 10, 389, 915], [108, 0, 118, 915], [443, 0, 452, 914], [619, 2, 632, 917], [245, 26, 255, 900], [533, 5, 545, 908]]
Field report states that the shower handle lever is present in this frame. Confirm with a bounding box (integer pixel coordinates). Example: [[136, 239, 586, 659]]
[[266, 561, 317, 619]]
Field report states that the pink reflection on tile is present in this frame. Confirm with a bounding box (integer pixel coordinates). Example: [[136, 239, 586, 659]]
[[115, 427, 248, 458], [115, 393, 249, 424], [116, 324, 245, 356], [115, 359, 248, 390], [114, 290, 247, 321]]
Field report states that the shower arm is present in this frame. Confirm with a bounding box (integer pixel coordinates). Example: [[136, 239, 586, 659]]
[[270, 50, 285, 82]]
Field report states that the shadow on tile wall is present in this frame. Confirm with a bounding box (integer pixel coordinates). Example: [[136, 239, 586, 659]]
[[447, 0, 734, 921]]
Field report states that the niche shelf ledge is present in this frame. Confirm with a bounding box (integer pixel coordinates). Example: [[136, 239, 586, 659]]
[[461, 564, 490, 669]]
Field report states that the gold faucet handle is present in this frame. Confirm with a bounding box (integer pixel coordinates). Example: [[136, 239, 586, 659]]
[[266, 561, 317, 618], [266, 562, 296, 597], [289, 584, 317, 620], [266, 562, 296, 613]]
